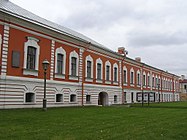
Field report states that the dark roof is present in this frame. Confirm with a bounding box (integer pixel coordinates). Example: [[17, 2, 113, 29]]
[[0, 0, 113, 52]]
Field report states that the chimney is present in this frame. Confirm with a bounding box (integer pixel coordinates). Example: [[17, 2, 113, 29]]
[[118, 47, 128, 57], [181, 75, 185, 80], [135, 57, 141, 62]]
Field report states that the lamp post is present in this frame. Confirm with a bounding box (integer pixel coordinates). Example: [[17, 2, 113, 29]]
[[42, 59, 49, 111], [157, 83, 160, 103]]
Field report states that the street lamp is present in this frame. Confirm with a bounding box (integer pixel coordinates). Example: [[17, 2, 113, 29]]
[[42, 59, 50, 111], [157, 83, 160, 103]]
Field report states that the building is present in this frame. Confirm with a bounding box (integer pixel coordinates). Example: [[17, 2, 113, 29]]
[[0, 0, 180, 109], [179, 75, 187, 101]]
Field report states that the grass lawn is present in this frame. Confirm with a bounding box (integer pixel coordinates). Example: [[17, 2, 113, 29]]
[[0, 102, 187, 140]]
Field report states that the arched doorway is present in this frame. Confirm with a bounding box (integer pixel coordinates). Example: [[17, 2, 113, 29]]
[[98, 92, 108, 106]]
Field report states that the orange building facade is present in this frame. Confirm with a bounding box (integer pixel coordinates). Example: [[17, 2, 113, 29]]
[[0, 0, 180, 109]]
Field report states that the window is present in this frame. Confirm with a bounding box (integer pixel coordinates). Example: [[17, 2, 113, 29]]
[[137, 73, 140, 85], [69, 50, 79, 79], [57, 54, 63, 74], [143, 75, 146, 86], [114, 95, 117, 103], [56, 94, 63, 102], [70, 94, 76, 102], [123, 66, 127, 84], [25, 93, 35, 103], [130, 71, 134, 84], [23, 37, 40, 76], [86, 95, 91, 103], [71, 57, 77, 76], [97, 63, 101, 80], [147, 75, 150, 86], [106, 65, 110, 81], [87, 61, 91, 78], [55, 47, 66, 78], [152, 77, 155, 87], [114, 67, 117, 82], [27, 46, 36, 69], [184, 85, 187, 89]]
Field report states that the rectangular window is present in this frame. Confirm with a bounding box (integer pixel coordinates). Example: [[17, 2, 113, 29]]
[[27, 46, 36, 70], [87, 61, 91, 78], [97, 63, 101, 80], [130, 72, 134, 84], [57, 54, 63, 74], [114, 67, 117, 82], [86, 95, 91, 103], [123, 70, 127, 83], [106, 65, 110, 81], [184, 85, 187, 89], [71, 57, 77, 76]]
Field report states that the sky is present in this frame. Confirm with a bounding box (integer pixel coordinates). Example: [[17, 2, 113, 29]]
[[10, 0, 187, 77]]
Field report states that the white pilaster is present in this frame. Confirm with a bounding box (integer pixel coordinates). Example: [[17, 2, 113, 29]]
[[1, 24, 10, 76], [50, 40, 55, 80]]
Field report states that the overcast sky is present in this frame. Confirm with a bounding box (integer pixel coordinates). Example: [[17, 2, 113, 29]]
[[11, 0, 187, 77]]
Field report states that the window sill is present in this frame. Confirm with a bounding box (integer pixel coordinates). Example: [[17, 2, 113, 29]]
[[55, 73, 65, 79], [96, 79, 103, 83], [24, 102, 36, 105], [105, 81, 111, 84], [113, 81, 119, 85], [123, 83, 127, 86], [69, 102, 78, 104], [23, 69, 38, 76], [69, 75, 78, 80], [130, 84, 135, 87], [85, 77, 93, 82]]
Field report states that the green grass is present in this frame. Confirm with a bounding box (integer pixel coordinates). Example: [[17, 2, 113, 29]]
[[1, 102, 187, 140]]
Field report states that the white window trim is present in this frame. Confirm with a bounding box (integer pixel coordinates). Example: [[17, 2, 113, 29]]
[[69, 94, 77, 103], [0, 34, 2, 56], [69, 50, 79, 80], [55, 47, 66, 79], [24, 92, 36, 104], [23, 37, 40, 76], [55, 93, 64, 103], [147, 73, 150, 87], [143, 71, 146, 86], [113, 63, 118, 84], [123, 66, 128, 85], [137, 70, 141, 86], [85, 55, 93, 81], [105, 60, 111, 84], [130, 68, 134, 86], [96, 58, 103, 83]]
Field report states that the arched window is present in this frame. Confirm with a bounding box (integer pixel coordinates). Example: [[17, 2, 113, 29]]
[[25, 92, 35, 103], [105, 60, 111, 83], [96, 58, 103, 83], [147, 73, 150, 87], [69, 50, 79, 80], [113, 63, 118, 84], [143, 72, 146, 86], [137, 70, 140, 86], [85, 55, 93, 81], [56, 94, 63, 102], [130, 68, 134, 85], [55, 47, 66, 79], [23, 37, 40, 76], [123, 66, 127, 84]]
